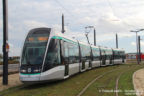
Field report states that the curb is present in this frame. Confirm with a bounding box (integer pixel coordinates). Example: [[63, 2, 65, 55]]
[[133, 69, 144, 96]]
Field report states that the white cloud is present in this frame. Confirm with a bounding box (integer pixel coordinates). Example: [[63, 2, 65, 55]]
[[0, 20, 2, 29], [8, 24, 14, 30], [118, 32, 135, 38], [140, 41, 144, 46], [0, 19, 13, 30], [131, 41, 144, 47], [24, 20, 49, 29], [0, 0, 144, 55], [131, 42, 136, 46], [8, 43, 21, 56]]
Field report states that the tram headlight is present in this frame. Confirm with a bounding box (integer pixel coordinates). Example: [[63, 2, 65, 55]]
[[34, 69, 41, 73], [21, 69, 26, 73]]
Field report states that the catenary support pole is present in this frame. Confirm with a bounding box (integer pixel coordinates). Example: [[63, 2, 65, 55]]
[[94, 29, 96, 46], [2, 0, 8, 85], [62, 14, 65, 33], [136, 32, 139, 64], [85, 34, 90, 45], [138, 36, 141, 63], [116, 33, 118, 48]]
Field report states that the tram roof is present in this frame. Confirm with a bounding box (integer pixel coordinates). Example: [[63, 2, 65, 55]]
[[52, 28, 125, 51]]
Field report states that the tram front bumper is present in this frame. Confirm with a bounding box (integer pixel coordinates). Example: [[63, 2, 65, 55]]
[[20, 73, 41, 82]]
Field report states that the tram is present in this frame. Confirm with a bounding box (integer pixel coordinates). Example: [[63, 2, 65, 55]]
[[19, 28, 125, 83]]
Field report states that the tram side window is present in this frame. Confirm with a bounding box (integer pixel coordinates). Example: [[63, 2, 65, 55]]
[[106, 50, 112, 60], [68, 43, 79, 64], [63, 41, 79, 64], [86, 46, 91, 60], [109, 50, 112, 60], [119, 51, 124, 59], [118, 51, 121, 59], [114, 51, 119, 59], [114, 51, 117, 59], [74, 43, 79, 63], [80, 45, 86, 61], [85, 46, 91, 60], [109, 50, 113, 60], [92, 48, 100, 61], [44, 39, 61, 71], [80, 45, 91, 61]]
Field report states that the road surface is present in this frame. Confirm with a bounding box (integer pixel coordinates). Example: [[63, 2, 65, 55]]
[[0, 64, 19, 75]]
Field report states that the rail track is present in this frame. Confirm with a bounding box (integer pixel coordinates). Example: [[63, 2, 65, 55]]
[[77, 65, 135, 96], [115, 71, 127, 96], [77, 68, 119, 96]]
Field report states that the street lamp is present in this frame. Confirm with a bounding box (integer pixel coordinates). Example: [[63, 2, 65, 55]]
[[130, 29, 144, 64], [139, 29, 144, 31], [85, 26, 91, 45], [85, 26, 96, 46], [138, 36, 142, 62], [2, 0, 9, 85]]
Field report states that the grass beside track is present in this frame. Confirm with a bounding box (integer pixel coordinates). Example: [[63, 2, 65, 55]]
[[82, 64, 144, 96], [118, 65, 144, 96], [1, 64, 144, 96]]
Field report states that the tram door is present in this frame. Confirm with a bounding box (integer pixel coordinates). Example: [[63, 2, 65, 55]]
[[102, 50, 106, 65], [110, 49, 113, 64], [82, 61, 85, 70], [63, 41, 69, 76], [65, 63, 69, 76]]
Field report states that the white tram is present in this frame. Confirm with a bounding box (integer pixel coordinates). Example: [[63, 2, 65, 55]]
[[20, 28, 125, 83]]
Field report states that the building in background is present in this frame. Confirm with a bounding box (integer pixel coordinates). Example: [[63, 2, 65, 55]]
[[126, 53, 144, 60], [8, 56, 20, 62]]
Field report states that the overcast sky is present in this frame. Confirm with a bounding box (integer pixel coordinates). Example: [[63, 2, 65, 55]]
[[0, 0, 144, 56]]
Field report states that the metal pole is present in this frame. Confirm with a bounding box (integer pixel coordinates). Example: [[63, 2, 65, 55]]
[[94, 29, 96, 46], [136, 32, 139, 64], [138, 36, 141, 63], [85, 34, 90, 44], [62, 14, 64, 33], [116, 33, 118, 48], [2, 0, 8, 85]]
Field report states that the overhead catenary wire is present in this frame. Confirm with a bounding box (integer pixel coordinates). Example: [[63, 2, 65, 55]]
[[53, 0, 77, 19], [53, 0, 138, 43], [53, 0, 87, 32], [54, 0, 137, 28], [54, 0, 137, 30], [106, 0, 136, 28], [107, 0, 116, 17]]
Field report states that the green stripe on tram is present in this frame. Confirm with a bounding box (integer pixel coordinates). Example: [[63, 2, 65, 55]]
[[52, 36, 93, 47], [52, 36, 63, 40], [20, 73, 41, 75], [52, 36, 77, 44]]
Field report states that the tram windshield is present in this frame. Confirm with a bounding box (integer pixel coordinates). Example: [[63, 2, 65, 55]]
[[21, 31, 49, 65], [43, 39, 61, 71]]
